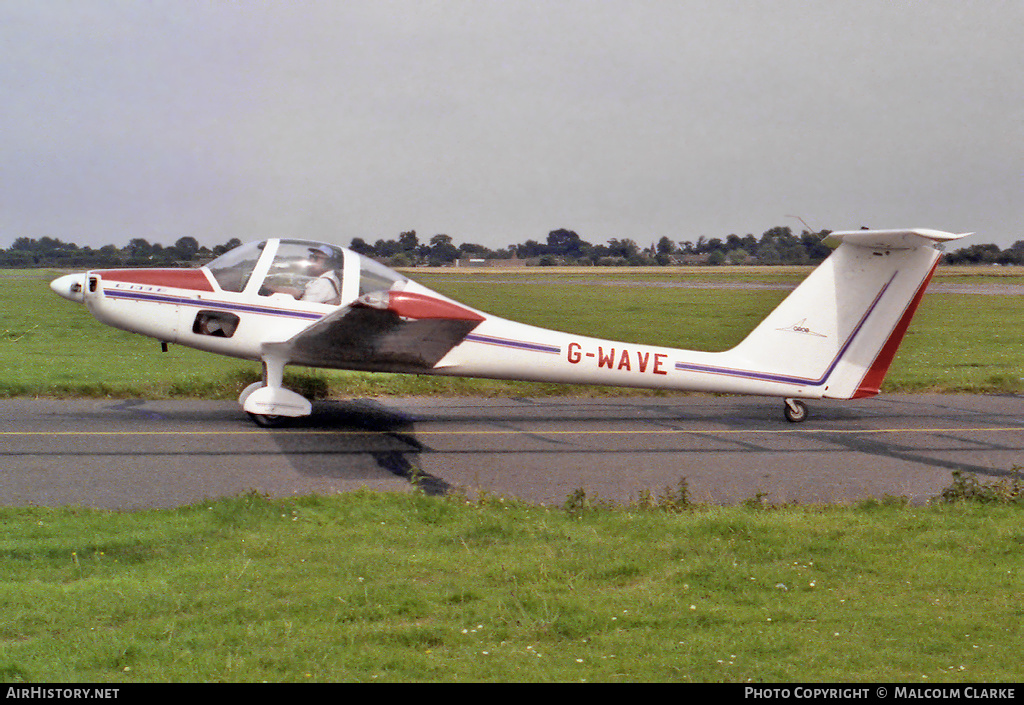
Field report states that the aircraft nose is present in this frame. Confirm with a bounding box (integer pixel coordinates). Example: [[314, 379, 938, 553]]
[[50, 273, 86, 303]]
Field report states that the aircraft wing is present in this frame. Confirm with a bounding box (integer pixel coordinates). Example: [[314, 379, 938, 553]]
[[262, 290, 485, 373]]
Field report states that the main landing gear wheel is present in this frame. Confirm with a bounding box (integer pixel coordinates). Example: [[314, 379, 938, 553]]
[[240, 357, 311, 427], [783, 399, 808, 423], [246, 412, 290, 428]]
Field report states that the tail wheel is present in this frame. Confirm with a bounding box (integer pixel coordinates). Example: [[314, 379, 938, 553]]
[[783, 399, 808, 423]]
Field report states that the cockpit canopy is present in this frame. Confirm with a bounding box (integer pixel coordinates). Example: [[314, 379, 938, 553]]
[[204, 239, 408, 307]]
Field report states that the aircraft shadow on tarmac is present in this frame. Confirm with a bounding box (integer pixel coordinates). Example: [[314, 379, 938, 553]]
[[260, 399, 451, 496], [258, 396, 1024, 499]]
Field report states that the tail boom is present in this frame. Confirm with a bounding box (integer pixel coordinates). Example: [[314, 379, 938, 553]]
[[409, 229, 968, 405]]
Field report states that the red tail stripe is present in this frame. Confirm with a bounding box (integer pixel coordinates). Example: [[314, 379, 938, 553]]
[[852, 258, 941, 398]]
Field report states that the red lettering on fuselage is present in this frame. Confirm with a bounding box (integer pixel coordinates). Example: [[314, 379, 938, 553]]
[[653, 353, 667, 375], [566, 342, 669, 376], [637, 351, 650, 372]]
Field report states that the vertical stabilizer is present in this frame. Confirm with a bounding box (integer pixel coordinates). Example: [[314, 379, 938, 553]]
[[725, 229, 969, 399]]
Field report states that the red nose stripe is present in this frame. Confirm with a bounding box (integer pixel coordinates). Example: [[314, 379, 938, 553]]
[[93, 269, 215, 292]]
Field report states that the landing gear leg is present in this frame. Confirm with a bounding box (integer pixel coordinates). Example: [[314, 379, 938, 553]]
[[783, 398, 808, 423], [239, 356, 312, 426]]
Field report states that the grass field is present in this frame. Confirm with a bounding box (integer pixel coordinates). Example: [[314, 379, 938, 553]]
[[2, 487, 1023, 683], [2, 266, 1022, 398]]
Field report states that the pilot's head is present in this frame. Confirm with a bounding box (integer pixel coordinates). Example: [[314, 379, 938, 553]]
[[307, 245, 336, 274]]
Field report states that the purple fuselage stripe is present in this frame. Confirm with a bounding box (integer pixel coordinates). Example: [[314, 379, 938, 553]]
[[674, 272, 897, 387], [464, 333, 561, 355], [103, 289, 324, 321]]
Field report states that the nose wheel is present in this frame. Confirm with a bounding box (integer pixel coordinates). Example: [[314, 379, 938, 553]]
[[783, 398, 808, 423]]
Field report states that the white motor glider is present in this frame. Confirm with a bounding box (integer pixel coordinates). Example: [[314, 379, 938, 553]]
[[50, 228, 969, 426]]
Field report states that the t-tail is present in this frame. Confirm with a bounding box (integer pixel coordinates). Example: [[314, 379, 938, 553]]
[[707, 229, 970, 406]]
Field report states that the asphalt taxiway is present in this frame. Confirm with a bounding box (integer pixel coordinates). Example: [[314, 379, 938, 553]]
[[1, 394, 1022, 509]]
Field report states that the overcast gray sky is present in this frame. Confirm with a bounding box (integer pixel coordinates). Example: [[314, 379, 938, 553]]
[[2, 0, 1021, 251]]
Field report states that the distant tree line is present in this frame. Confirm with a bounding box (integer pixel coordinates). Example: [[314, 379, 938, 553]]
[[0, 236, 242, 269], [3, 228, 1022, 269], [354, 226, 837, 267], [941, 241, 1024, 266]]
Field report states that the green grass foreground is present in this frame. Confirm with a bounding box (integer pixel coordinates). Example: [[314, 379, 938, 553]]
[[1, 485, 1022, 683], [2, 266, 1022, 398]]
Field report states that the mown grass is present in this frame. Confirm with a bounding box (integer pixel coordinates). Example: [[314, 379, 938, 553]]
[[2, 267, 1021, 398], [1, 482, 1022, 683]]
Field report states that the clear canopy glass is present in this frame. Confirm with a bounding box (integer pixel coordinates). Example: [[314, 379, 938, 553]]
[[204, 239, 408, 305]]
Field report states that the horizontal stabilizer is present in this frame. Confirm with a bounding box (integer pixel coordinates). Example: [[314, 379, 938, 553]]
[[824, 229, 972, 250]]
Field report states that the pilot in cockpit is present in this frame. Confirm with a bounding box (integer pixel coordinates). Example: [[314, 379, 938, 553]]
[[299, 245, 342, 305]]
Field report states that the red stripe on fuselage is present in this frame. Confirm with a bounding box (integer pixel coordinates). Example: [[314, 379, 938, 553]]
[[93, 269, 215, 292], [852, 257, 941, 399]]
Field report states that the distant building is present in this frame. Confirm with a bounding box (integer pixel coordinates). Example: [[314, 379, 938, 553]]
[[456, 257, 529, 268]]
